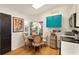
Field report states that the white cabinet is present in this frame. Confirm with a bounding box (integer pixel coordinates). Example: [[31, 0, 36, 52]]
[[61, 41, 79, 55]]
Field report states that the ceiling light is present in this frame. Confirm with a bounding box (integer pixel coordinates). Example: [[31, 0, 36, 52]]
[[32, 4, 45, 9]]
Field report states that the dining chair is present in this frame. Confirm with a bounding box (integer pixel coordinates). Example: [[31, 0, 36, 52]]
[[32, 35, 43, 53]]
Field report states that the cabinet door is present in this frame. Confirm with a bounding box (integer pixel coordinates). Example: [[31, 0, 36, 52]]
[[0, 19, 1, 54], [1, 13, 11, 54], [61, 41, 79, 55]]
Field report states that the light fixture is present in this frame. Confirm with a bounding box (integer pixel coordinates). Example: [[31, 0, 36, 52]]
[[32, 4, 45, 9]]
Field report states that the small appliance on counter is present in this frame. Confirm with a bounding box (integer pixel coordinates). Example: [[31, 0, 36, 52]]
[[65, 32, 75, 36], [64, 29, 79, 40], [72, 30, 79, 40]]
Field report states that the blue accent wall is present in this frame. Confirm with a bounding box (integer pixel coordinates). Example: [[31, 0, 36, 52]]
[[46, 15, 62, 28]]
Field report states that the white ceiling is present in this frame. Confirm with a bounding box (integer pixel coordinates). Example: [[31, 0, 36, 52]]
[[0, 4, 73, 15]]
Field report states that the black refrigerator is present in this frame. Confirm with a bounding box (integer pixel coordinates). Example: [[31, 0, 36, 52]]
[[0, 13, 11, 55]]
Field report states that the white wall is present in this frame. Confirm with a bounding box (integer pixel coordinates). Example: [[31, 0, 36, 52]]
[[22, 5, 76, 36], [29, 5, 75, 37], [0, 6, 31, 50], [37, 5, 75, 35], [29, 5, 76, 46]]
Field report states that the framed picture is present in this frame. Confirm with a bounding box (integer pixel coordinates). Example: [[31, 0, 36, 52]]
[[38, 21, 43, 35], [25, 25, 29, 32], [74, 13, 79, 28], [30, 21, 43, 36], [69, 13, 76, 28], [30, 22, 38, 35], [13, 17, 24, 32]]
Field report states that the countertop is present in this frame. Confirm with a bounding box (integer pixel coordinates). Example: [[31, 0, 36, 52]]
[[61, 35, 79, 44]]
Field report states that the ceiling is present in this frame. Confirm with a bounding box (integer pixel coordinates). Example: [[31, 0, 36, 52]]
[[0, 4, 73, 16]]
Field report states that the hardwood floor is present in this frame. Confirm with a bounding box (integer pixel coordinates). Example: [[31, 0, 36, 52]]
[[5, 46, 59, 55]]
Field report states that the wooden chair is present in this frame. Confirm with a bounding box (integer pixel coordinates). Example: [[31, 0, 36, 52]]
[[23, 33, 32, 49], [32, 35, 43, 53]]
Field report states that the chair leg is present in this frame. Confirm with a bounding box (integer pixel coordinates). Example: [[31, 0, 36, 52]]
[[32, 46, 36, 55]]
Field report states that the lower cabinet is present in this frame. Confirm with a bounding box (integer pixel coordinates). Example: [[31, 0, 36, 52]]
[[61, 41, 79, 55]]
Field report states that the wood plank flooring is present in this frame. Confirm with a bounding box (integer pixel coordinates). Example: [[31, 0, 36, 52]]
[[5, 46, 59, 55]]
